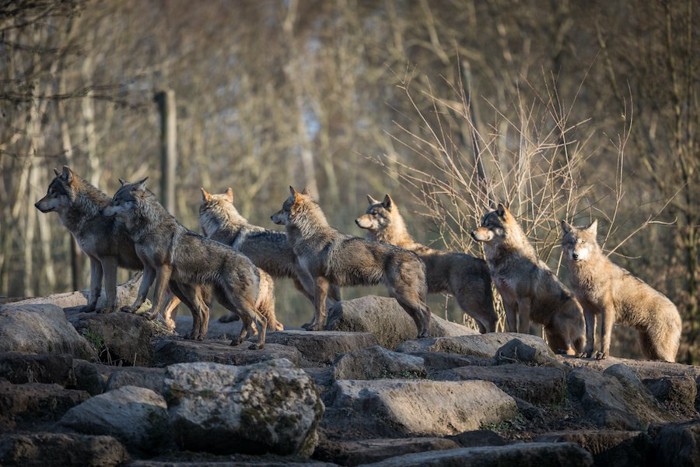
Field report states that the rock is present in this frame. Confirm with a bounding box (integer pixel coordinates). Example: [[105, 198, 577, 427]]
[[359, 442, 593, 466], [0, 432, 130, 466], [495, 338, 561, 367], [75, 311, 172, 366], [152, 338, 301, 367], [8, 274, 142, 311], [447, 429, 508, 447], [650, 420, 700, 466], [325, 296, 477, 349], [433, 364, 567, 405], [72, 359, 114, 395], [0, 351, 74, 385], [322, 379, 517, 439], [332, 345, 426, 380], [105, 367, 166, 394], [164, 359, 324, 457], [313, 437, 460, 466], [396, 333, 551, 359], [536, 430, 652, 467], [644, 375, 698, 415], [0, 381, 90, 430], [0, 304, 96, 360], [411, 352, 494, 373], [567, 366, 671, 430], [264, 330, 379, 366], [59, 385, 169, 455]]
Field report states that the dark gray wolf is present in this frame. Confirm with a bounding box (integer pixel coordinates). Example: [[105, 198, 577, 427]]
[[199, 186, 338, 328], [271, 186, 431, 337], [471, 204, 586, 355], [356, 194, 497, 333], [561, 220, 681, 361], [103, 178, 267, 348]]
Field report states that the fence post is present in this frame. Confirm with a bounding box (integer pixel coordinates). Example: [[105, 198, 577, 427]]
[[154, 90, 177, 215]]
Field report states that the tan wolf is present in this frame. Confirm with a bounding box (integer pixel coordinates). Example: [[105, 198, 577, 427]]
[[103, 178, 268, 349], [561, 220, 682, 361], [199, 186, 339, 328], [471, 204, 586, 355], [271, 187, 431, 337], [355, 194, 497, 333]]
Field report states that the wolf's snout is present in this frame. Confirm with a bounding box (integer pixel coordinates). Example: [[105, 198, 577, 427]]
[[470, 230, 478, 241], [572, 252, 579, 261]]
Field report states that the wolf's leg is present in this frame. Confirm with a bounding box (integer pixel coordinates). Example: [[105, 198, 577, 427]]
[[456, 290, 497, 334], [99, 256, 119, 314], [197, 288, 210, 340], [122, 265, 155, 313], [145, 264, 173, 321], [160, 289, 181, 331], [583, 307, 596, 358], [307, 276, 329, 331], [598, 300, 615, 359], [81, 257, 103, 313], [516, 298, 531, 334], [502, 297, 518, 333]]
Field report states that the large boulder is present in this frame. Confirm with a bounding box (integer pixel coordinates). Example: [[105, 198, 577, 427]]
[[536, 430, 652, 467], [264, 330, 379, 366], [163, 359, 324, 457], [325, 296, 477, 349], [152, 338, 301, 367], [396, 332, 552, 359], [323, 379, 517, 439], [650, 420, 700, 466], [332, 345, 426, 380], [0, 433, 129, 467], [74, 312, 171, 366], [0, 381, 90, 430], [59, 385, 170, 455], [0, 352, 74, 385], [0, 304, 96, 360]]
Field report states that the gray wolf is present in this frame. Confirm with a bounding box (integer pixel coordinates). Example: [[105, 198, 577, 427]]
[[103, 178, 268, 348], [199, 186, 339, 329], [355, 194, 497, 333], [561, 220, 682, 361], [271, 186, 431, 337], [471, 204, 585, 355]]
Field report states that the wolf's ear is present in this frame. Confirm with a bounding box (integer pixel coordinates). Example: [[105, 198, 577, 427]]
[[496, 203, 508, 217], [61, 166, 74, 183], [134, 177, 148, 191], [382, 194, 393, 210], [118, 178, 127, 186], [301, 186, 311, 195], [289, 186, 297, 196], [200, 187, 211, 202], [224, 187, 234, 202], [53, 168, 61, 177], [561, 220, 572, 234], [586, 219, 598, 236], [367, 194, 379, 205]]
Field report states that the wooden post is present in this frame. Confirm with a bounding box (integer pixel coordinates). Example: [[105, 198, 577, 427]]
[[154, 90, 177, 215]]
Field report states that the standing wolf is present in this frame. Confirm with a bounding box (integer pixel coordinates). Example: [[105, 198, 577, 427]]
[[355, 194, 497, 333], [199, 186, 339, 325], [271, 187, 432, 337], [103, 178, 268, 349], [471, 204, 585, 355], [561, 220, 681, 361]]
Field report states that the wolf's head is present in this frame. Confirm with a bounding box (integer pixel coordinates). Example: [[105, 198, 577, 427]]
[[199, 187, 247, 236], [355, 194, 396, 232], [35, 166, 81, 214], [103, 178, 149, 220], [471, 203, 514, 244], [560, 220, 600, 262], [271, 186, 314, 226]]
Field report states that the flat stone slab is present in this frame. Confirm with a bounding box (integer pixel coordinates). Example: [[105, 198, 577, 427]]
[[360, 442, 593, 466], [322, 379, 517, 439], [397, 333, 552, 359], [332, 345, 426, 380], [0, 381, 90, 429], [264, 330, 379, 366], [433, 364, 567, 404], [152, 338, 301, 367], [314, 437, 460, 466], [536, 430, 651, 466], [0, 432, 129, 466], [0, 351, 74, 385]]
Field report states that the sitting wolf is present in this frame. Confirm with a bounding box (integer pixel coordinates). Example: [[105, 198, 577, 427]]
[[104, 178, 268, 349], [272, 186, 431, 337], [561, 220, 681, 361]]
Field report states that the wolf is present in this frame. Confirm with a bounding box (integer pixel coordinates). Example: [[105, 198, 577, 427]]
[[471, 204, 586, 355], [561, 220, 682, 361], [199, 186, 339, 328], [271, 186, 431, 337], [355, 194, 497, 333], [103, 178, 268, 349]]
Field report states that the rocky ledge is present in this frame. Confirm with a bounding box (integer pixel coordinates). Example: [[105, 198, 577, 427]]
[[0, 289, 698, 466]]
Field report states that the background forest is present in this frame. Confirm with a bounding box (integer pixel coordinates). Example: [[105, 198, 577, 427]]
[[1, 1, 697, 361]]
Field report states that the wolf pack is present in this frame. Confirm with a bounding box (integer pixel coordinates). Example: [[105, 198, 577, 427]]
[[35, 166, 682, 362]]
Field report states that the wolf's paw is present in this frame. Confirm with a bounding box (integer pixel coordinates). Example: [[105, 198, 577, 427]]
[[230, 338, 244, 346], [249, 342, 264, 350], [218, 313, 240, 323], [594, 351, 608, 360], [120, 305, 136, 314], [301, 322, 314, 330], [80, 303, 97, 313], [96, 306, 115, 314], [417, 331, 430, 339]]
